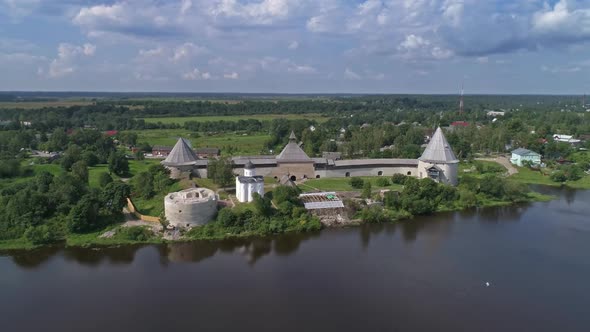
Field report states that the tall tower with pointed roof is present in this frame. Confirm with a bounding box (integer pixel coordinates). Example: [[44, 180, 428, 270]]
[[275, 131, 315, 180], [417, 127, 459, 185], [161, 137, 199, 179]]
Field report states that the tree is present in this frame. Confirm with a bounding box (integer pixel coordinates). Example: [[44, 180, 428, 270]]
[[376, 177, 390, 187], [349, 177, 364, 189], [217, 208, 238, 227], [134, 149, 145, 161], [61, 145, 83, 171], [391, 174, 407, 185], [252, 192, 273, 217], [98, 172, 113, 188], [134, 171, 155, 198], [207, 157, 234, 187], [67, 194, 101, 233], [71, 160, 89, 183], [159, 212, 170, 231], [101, 181, 131, 214], [108, 151, 129, 176], [362, 181, 372, 199]]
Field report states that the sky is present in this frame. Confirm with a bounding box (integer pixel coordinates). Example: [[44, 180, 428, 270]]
[[1, 0, 590, 94]]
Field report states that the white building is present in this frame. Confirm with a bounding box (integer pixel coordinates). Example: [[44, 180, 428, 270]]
[[553, 134, 581, 145], [236, 160, 265, 203]]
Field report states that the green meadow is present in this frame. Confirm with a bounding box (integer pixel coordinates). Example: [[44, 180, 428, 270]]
[[140, 113, 329, 125]]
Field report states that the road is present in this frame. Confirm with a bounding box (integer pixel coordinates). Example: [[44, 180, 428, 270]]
[[475, 156, 518, 175]]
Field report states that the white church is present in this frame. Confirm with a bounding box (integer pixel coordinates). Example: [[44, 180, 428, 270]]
[[236, 160, 265, 203]]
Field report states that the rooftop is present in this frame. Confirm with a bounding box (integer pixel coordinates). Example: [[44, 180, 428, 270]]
[[418, 127, 459, 164], [299, 192, 345, 210], [512, 148, 540, 156], [237, 175, 264, 183], [276, 132, 313, 163], [162, 138, 199, 166]]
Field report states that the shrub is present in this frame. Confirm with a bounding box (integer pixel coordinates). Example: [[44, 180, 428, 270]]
[[391, 174, 408, 185], [349, 177, 364, 189], [550, 170, 567, 183], [117, 226, 153, 241], [24, 225, 63, 245], [376, 177, 390, 187]]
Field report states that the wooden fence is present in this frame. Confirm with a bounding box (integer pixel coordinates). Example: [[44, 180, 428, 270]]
[[126, 198, 160, 223]]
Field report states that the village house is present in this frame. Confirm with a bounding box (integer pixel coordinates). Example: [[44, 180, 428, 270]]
[[510, 148, 541, 167]]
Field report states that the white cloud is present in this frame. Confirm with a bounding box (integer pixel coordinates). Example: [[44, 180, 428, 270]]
[[541, 65, 582, 73], [183, 68, 213, 80], [344, 67, 361, 80], [288, 41, 299, 50], [180, 0, 192, 15], [210, 0, 292, 25], [399, 34, 430, 51], [1, 0, 41, 19], [287, 64, 317, 74], [47, 43, 96, 78], [171, 43, 208, 62], [476, 56, 489, 64], [223, 72, 239, 79], [532, 0, 590, 41]]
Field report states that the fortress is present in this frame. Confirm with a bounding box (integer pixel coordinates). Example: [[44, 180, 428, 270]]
[[162, 127, 458, 186]]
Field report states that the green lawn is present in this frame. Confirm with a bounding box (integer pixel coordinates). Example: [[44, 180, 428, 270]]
[[509, 166, 590, 189], [132, 180, 187, 217], [125, 129, 271, 155], [140, 113, 329, 125], [299, 177, 404, 193]]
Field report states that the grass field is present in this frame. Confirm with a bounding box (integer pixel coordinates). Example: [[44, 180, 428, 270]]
[[299, 177, 404, 193], [140, 113, 329, 124], [510, 166, 590, 189], [131, 180, 187, 216], [126, 129, 271, 155], [0, 100, 95, 109], [0, 159, 161, 189]]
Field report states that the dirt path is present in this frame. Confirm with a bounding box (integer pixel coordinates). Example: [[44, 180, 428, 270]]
[[476, 156, 518, 175]]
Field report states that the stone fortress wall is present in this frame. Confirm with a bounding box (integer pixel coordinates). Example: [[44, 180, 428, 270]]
[[164, 188, 218, 227]]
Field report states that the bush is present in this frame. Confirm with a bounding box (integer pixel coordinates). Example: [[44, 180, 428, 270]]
[[98, 172, 113, 188], [391, 174, 408, 185], [24, 225, 63, 245], [349, 177, 364, 189], [376, 177, 390, 187], [117, 226, 153, 241], [550, 170, 567, 183]]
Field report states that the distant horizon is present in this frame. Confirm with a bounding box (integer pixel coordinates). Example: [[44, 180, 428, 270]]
[[1, 90, 588, 97]]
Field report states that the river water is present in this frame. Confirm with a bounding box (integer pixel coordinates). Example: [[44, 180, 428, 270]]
[[1, 187, 589, 332]]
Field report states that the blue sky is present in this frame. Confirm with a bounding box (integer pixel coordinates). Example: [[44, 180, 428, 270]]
[[1, 0, 590, 94]]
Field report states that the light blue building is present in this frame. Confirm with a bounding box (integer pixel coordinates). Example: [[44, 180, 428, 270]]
[[510, 148, 541, 167]]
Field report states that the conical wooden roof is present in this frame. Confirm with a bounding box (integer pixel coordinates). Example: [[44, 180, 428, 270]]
[[276, 132, 312, 163], [162, 138, 198, 166], [419, 127, 459, 163]]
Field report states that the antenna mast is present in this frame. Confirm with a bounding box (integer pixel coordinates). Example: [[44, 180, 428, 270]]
[[459, 83, 464, 114]]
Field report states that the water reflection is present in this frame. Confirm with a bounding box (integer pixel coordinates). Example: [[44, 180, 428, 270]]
[[2, 186, 585, 270], [164, 231, 320, 265]]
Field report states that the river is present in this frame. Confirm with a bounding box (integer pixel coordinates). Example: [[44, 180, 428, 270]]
[[1, 187, 589, 332]]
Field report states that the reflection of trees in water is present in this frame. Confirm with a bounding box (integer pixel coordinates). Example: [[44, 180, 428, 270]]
[[359, 212, 460, 246], [564, 188, 576, 205], [62, 245, 144, 266], [8, 246, 61, 269], [164, 232, 319, 265], [359, 223, 389, 249], [7, 244, 147, 268], [477, 205, 527, 223]]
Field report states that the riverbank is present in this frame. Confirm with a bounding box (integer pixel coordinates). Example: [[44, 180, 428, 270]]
[[509, 167, 590, 189], [0, 188, 554, 252]]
